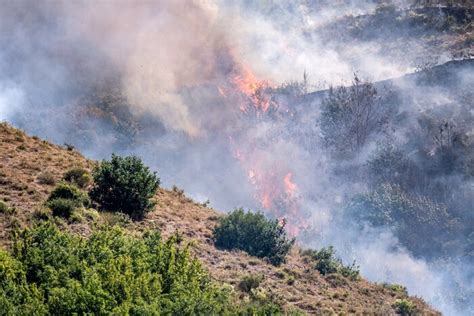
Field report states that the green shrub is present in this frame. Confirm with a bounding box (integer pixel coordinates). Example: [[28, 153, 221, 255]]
[[48, 182, 90, 206], [47, 198, 78, 218], [383, 283, 408, 296], [90, 154, 160, 220], [46, 183, 90, 219], [302, 246, 360, 280], [63, 168, 91, 188], [0, 223, 231, 315], [393, 299, 418, 315], [213, 208, 294, 265], [238, 274, 264, 293], [32, 207, 51, 221]]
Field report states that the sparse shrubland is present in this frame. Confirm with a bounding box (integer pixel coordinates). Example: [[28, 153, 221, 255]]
[[213, 208, 295, 265], [90, 154, 160, 220]]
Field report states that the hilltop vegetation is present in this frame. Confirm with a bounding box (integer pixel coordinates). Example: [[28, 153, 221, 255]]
[[0, 122, 440, 314]]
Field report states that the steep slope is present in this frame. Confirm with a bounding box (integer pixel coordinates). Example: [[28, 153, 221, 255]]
[[0, 122, 439, 315]]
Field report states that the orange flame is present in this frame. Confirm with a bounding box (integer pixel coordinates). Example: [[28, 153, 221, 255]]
[[231, 65, 275, 114], [225, 64, 307, 237], [233, 66, 260, 96]]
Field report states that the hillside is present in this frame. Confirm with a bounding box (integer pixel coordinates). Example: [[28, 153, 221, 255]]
[[0, 122, 440, 315]]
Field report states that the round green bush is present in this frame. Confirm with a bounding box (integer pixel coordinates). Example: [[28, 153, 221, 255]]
[[89, 154, 160, 220], [47, 198, 78, 218], [47, 182, 90, 207], [213, 208, 294, 265]]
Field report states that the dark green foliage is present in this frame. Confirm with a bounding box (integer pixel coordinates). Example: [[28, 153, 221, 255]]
[[213, 208, 295, 265], [0, 223, 231, 315], [47, 182, 90, 206], [47, 198, 78, 218], [90, 154, 160, 220], [302, 246, 360, 280], [238, 274, 264, 293], [63, 168, 91, 188], [46, 183, 90, 219]]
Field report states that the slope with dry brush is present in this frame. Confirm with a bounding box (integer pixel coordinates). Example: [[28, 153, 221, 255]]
[[0, 122, 439, 315]]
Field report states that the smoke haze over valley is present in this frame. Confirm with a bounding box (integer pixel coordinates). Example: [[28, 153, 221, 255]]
[[0, 1, 473, 314]]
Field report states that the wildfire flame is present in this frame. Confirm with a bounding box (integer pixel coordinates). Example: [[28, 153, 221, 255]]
[[284, 173, 297, 197], [225, 64, 308, 237], [231, 65, 275, 114]]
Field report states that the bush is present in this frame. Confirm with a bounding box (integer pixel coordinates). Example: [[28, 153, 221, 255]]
[[238, 274, 264, 293], [46, 183, 90, 219], [90, 154, 160, 220], [47, 198, 78, 218], [302, 246, 360, 280], [383, 283, 408, 296], [393, 299, 418, 315], [0, 223, 231, 315], [63, 168, 91, 188], [320, 75, 392, 157], [213, 208, 294, 265]]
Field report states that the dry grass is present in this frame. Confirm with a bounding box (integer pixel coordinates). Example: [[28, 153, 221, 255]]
[[0, 122, 440, 315]]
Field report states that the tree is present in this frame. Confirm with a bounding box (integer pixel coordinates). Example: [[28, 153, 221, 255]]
[[89, 154, 160, 220], [320, 75, 391, 157], [213, 208, 295, 265]]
